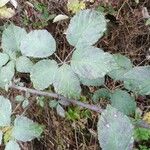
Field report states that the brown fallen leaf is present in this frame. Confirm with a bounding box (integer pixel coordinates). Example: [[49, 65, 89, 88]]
[[0, 6, 15, 19]]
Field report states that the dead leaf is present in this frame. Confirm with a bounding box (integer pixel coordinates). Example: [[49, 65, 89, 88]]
[[142, 7, 150, 19], [67, 0, 86, 13], [0, 0, 10, 7], [53, 14, 69, 23], [0, 6, 15, 19], [10, 0, 17, 8]]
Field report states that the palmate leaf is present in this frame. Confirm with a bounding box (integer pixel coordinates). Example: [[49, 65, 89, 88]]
[[20, 30, 56, 58], [71, 46, 117, 79], [53, 64, 81, 98], [0, 52, 9, 68], [2, 24, 27, 54], [30, 59, 58, 90], [123, 66, 150, 95], [108, 54, 133, 80], [16, 56, 33, 73], [0, 96, 12, 126], [66, 9, 106, 48], [97, 105, 134, 150], [5, 140, 20, 150], [110, 90, 136, 116], [0, 60, 15, 88], [12, 116, 43, 142]]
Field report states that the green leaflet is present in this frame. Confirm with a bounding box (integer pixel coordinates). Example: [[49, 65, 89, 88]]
[[5, 140, 20, 150], [20, 30, 56, 58], [0, 53, 9, 68], [97, 105, 134, 150], [134, 127, 150, 141], [15, 95, 25, 102], [108, 54, 133, 80], [80, 77, 104, 86], [0, 96, 12, 126], [66, 9, 107, 48], [92, 88, 111, 102], [30, 59, 58, 90], [71, 46, 117, 79], [2, 24, 27, 54], [22, 99, 29, 109], [110, 90, 136, 116], [16, 56, 33, 73], [123, 66, 150, 95], [12, 116, 43, 142], [0, 60, 15, 88], [53, 64, 81, 98]]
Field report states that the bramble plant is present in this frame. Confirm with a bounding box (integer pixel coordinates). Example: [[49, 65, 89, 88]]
[[0, 9, 150, 149]]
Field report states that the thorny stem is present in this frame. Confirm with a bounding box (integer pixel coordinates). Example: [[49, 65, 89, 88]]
[[9, 84, 150, 129], [10, 84, 103, 113]]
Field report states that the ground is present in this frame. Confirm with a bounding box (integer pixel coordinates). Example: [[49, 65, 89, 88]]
[[0, 0, 150, 150]]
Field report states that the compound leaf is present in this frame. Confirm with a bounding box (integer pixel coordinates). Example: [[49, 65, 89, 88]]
[[108, 54, 133, 80], [123, 66, 150, 95], [16, 56, 33, 73], [5, 140, 20, 150], [0, 96, 12, 126], [20, 30, 56, 58], [97, 105, 134, 150], [0, 60, 15, 88], [53, 64, 81, 98], [110, 90, 136, 116], [0, 53, 9, 68], [2, 24, 27, 54], [71, 46, 117, 79], [30, 59, 58, 90], [12, 116, 43, 142], [66, 9, 107, 47]]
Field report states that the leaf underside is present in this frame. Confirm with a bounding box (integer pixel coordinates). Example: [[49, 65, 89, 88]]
[[66, 9, 107, 48], [123, 66, 150, 95], [12, 116, 43, 142], [71, 46, 117, 79], [110, 90, 136, 116], [53, 64, 81, 98], [20, 30, 56, 58], [30, 59, 58, 90], [97, 105, 134, 150], [0, 96, 12, 126]]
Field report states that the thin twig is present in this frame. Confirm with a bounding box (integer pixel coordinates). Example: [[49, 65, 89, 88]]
[[9, 84, 150, 129], [64, 48, 75, 63], [9, 84, 103, 113], [54, 53, 63, 63]]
